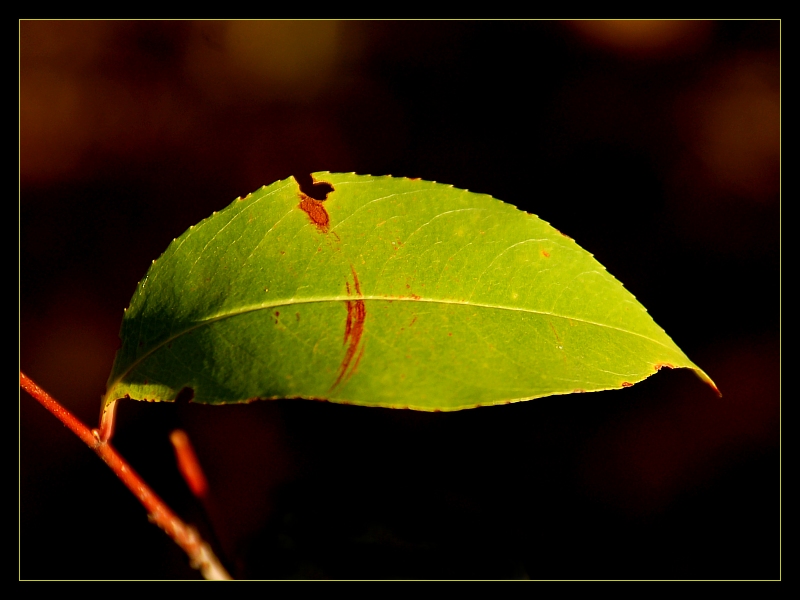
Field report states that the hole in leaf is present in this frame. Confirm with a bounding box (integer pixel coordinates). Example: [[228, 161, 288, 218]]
[[294, 173, 334, 200], [175, 386, 195, 405]]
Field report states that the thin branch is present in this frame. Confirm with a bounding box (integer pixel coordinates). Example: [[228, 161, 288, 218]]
[[170, 430, 210, 499], [20, 371, 232, 581]]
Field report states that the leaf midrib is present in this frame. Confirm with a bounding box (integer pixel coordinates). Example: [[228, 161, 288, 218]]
[[108, 295, 676, 394]]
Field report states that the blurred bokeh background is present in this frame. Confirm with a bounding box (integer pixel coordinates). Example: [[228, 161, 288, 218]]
[[20, 20, 779, 580]]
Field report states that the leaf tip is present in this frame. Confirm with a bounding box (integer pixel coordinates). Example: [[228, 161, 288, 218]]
[[655, 362, 721, 397], [696, 369, 722, 397]]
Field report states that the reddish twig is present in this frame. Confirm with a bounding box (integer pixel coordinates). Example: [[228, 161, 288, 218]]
[[170, 429, 235, 568], [20, 371, 231, 580], [170, 429, 210, 500]]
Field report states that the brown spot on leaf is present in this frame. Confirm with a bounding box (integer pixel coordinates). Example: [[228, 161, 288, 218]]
[[409, 316, 417, 327], [573, 389, 587, 393], [331, 266, 367, 392], [298, 192, 330, 233], [654, 362, 676, 371], [622, 382, 634, 387], [542, 249, 550, 258]]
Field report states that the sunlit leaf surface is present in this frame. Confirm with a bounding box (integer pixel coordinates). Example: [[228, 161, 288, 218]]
[[104, 173, 715, 412]]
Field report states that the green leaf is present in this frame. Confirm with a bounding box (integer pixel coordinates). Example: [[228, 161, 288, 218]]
[[103, 173, 716, 414]]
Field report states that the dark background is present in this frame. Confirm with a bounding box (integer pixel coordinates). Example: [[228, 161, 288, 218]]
[[20, 20, 779, 580]]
